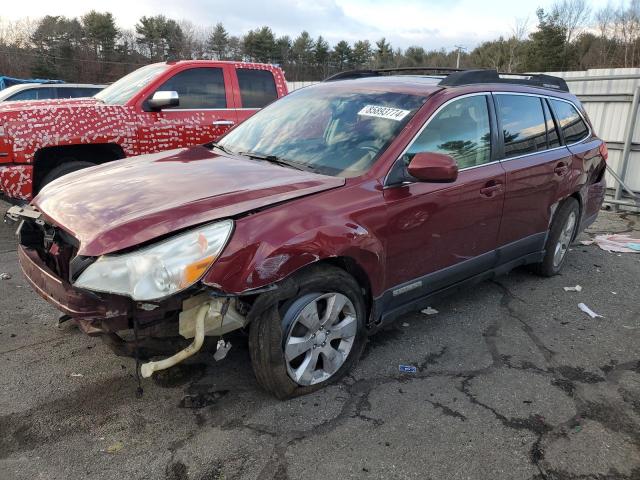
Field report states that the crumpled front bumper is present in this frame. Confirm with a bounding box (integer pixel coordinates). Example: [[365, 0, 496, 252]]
[[18, 245, 131, 333]]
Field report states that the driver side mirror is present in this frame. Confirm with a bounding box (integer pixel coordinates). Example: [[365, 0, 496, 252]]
[[407, 152, 458, 183], [147, 90, 179, 111]]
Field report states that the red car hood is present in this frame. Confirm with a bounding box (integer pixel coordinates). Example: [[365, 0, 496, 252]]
[[33, 146, 345, 256], [0, 97, 101, 113]]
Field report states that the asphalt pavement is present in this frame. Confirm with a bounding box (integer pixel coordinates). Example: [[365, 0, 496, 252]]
[[1, 201, 639, 480]]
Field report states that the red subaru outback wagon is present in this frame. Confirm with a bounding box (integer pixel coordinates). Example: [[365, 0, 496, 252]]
[[8, 68, 607, 399]]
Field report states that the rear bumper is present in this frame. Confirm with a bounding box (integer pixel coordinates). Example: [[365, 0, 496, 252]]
[[18, 245, 130, 333], [0, 164, 33, 201]]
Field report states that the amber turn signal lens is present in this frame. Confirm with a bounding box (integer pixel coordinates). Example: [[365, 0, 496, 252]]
[[181, 255, 215, 288]]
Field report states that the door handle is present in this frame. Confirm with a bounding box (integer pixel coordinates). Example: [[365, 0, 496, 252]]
[[212, 120, 235, 126], [480, 181, 503, 197], [554, 163, 569, 176]]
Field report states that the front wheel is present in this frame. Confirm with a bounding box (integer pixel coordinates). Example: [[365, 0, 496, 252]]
[[249, 266, 367, 399], [530, 198, 579, 277]]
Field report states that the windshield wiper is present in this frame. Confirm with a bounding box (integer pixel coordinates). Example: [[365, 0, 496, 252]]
[[239, 151, 306, 171], [207, 142, 235, 156]]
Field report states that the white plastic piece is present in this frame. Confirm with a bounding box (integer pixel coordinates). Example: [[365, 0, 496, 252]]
[[578, 302, 603, 319], [564, 285, 582, 292], [140, 302, 210, 378], [213, 339, 232, 361], [421, 307, 439, 315]]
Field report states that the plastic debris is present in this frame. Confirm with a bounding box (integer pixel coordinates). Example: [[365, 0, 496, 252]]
[[421, 307, 439, 315], [213, 339, 231, 361], [579, 240, 595, 246], [399, 365, 417, 373], [578, 303, 603, 319], [0, 273, 11, 280], [106, 441, 124, 454], [594, 234, 640, 253], [564, 285, 582, 292], [402, 322, 410, 327], [70, 373, 84, 377]]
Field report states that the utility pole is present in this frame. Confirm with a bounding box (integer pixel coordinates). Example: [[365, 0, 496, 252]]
[[455, 45, 466, 69]]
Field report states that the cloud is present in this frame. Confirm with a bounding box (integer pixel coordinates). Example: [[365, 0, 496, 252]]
[[1, 0, 613, 50]]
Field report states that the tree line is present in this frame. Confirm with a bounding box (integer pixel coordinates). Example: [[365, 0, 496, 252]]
[[1, 0, 640, 83]]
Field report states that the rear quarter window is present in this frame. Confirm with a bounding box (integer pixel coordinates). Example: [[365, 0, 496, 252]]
[[237, 69, 278, 108], [549, 99, 589, 144]]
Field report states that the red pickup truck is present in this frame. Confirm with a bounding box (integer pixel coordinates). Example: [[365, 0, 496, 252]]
[[0, 60, 288, 201]]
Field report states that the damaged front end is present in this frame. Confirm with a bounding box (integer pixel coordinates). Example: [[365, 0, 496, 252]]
[[8, 204, 251, 376]]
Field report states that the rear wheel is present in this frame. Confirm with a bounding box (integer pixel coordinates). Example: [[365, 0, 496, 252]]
[[249, 266, 367, 399], [531, 198, 579, 277], [39, 160, 95, 190]]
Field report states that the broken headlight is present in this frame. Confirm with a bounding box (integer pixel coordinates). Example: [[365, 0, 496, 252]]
[[74, 220, 233, 301]]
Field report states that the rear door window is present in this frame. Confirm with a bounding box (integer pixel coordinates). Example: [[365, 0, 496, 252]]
[[406, 95, 492, 169], [549, 99, 589, 144], [154, 67, 227, 109], [236, 69, 278, 108], [496, 94, 547, 158]]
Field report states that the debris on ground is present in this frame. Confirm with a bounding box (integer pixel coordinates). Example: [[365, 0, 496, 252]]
[[578, 302, 604, 319], [69, 373, 84, 377], [564, 285, 583, 292], [421, 307, 439, 315], [213, 339, 231, 361], [594, 234, 640, 253], [179, 389, 230, 409], [106, 441, 124, 454], [399, 365, 417, 373], [402, 322, 410, 327], [579, 240, 595, 246], [0, 273, 11, 280]]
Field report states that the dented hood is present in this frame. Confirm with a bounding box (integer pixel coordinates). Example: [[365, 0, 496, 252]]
[[33, 146, 345, 256]]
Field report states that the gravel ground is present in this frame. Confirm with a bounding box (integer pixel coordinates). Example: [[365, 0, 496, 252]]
[[0, 201, 639, 480]]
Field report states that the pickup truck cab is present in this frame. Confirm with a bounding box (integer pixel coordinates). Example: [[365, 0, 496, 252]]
[[0, 60, 288, 201]]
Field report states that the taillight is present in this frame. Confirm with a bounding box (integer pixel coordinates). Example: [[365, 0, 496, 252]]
[[599, 142, 608, 162]]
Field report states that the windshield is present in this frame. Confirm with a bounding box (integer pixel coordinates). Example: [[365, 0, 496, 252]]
[[95, 63, 168, 105], [218, 85, 427, 177]]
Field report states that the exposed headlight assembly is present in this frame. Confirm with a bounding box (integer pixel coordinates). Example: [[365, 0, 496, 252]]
[[74, 220, 233, 301]]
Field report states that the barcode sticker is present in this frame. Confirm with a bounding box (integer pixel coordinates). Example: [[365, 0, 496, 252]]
[[358, 105, 411, 121]]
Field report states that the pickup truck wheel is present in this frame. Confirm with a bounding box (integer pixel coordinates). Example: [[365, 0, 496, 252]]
[[531, 198, 579, 277], [248, 266, 366, 399], [40, 160, 95, 190]]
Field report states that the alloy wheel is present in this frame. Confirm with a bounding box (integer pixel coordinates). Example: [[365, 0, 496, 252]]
[[553, 210, 577, 268], [283, 292, 357, 386]]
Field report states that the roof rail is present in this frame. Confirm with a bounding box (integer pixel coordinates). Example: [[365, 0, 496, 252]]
[[324, 67, 462, 82], [323, 67, 570, 92], [439, 69, 569, 92]]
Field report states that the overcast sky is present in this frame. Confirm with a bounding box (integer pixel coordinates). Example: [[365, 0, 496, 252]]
[[1, 0, 611, 50]]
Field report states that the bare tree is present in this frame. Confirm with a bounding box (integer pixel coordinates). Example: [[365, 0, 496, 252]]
[[552, 0, 592, 43]]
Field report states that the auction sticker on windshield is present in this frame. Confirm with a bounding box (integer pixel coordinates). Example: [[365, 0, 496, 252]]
[[358, 105, 411, 121]]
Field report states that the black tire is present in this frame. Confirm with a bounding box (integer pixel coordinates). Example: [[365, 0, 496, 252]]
[[248, 265, 367, 399], [40, 160, 95, 190], [530, 197, 579, 277]]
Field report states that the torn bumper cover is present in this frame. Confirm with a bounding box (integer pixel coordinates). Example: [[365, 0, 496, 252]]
[[18, 245, 131, 333], [18, 244, 249, 373]]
